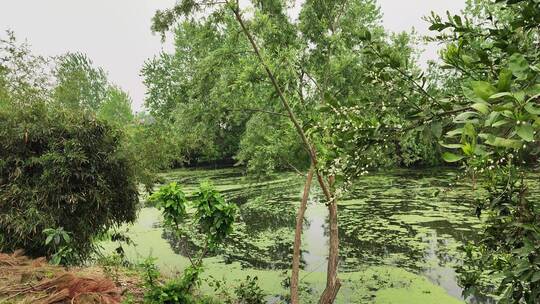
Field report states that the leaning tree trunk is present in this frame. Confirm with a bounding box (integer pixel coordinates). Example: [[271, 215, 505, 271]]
[[318, 198, 341, 304], [291, 166, 314, 304]]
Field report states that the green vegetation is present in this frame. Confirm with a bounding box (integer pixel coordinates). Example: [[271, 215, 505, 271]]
[[425, 1, 540, 302], [1, 0, 539, 303], [142, 182, 238, 303], [0, 102, 139, 262]]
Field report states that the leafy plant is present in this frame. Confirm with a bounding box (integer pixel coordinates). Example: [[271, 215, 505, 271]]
[[149, 182, 189, 228], [427, 0, 540, 302], [207, 275, 265, 304], [140, 257, 204, 304], [144, 182, 237, 303], [0, 103, 139, 262], [98, 252, 132, 285], [150, 181, 237, 264], [192, 181, 238, 248], [234, 276, 265, 304], [43, 227, 75, 265]]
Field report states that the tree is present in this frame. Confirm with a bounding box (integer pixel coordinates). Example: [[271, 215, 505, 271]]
[[150, 1, 428, 302], [0, 102, 139, 262], [143, 18, 264, 165], [97, 86, 135, 127], [0, 30, 52, 106], [53, 52, 108, 111]]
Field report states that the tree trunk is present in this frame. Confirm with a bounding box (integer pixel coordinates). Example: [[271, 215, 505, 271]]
[[318, 197, 341, 304], [291, 166, 314, 304], [318, 175, 340, 304]]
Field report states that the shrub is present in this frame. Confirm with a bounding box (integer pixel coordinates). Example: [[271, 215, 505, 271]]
[[234, 276, 265, 304], [0, 103, 139, 262], [140, 257, 204, 304], [145, 182, 237, 304]]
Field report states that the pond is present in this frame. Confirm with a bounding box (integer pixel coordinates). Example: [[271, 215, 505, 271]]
[[104, 167, 499, 303]]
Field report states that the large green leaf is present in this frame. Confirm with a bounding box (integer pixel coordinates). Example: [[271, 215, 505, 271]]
[[516, 124, 535, 142], [439, 141, 464, 149], [497, 68, 513, 91], [445, 128, 463, 137], [463, 85, 484, 103], [453, 111, 479, 123], [524, 103, 540, 115], [508, 53, 529, 80], [471, 81, 498, 101], [489, 92, 514, 100], [485, 135, 522, 149], [442, 152, 465, 163], [472, 102, 490, 114]]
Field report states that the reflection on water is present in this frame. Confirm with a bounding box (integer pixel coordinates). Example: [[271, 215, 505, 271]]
[[125, 168, 514, 302]]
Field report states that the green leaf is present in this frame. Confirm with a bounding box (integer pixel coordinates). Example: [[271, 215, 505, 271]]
[[453, 15, 463, 26], [445, 128, 463, 137], [463, 85, 484, 103], [513, 90, 526, 103], [526, 84, 540, 98], [516, 124, 535, 142], [45, 235, 54, 245], [461, 142, 475, 156], [358, 28, 372, 41], [442, 152, 465, 163], [474, 145, 489, 156], [471, 102, 490, 115], [497, 68, 513, 91], [51, 255, 61, 265], [492, 119, 510, 127], [471, 81, 498, 101], [485, 112, 500, 127], [508, 53, 529, 80], [431, 122, 443, 138], [485, 136, 522, 149], [439, 141, 464, 149], [453, 111, 479, 123], [532, 271, 540, 283], [489, 92, 514, 100], [462, 122, 477, 138], [524, 103, 540, 115]]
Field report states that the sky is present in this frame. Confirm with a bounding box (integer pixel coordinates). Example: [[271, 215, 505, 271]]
[[0, 0, 465, 112]]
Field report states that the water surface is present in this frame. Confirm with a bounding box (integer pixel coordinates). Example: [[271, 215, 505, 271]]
[[109, 168, 497, 303]]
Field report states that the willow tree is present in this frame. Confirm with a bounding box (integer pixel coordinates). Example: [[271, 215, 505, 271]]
[[151, 1, 426, 302]]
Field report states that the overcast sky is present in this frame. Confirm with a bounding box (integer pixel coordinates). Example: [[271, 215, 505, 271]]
[[0, 0, 465, 111]]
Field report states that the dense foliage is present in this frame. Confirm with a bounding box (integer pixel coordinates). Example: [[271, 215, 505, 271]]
[[425, 0, 540, 302], [0, 103, 139, 261], [143, 1, 441, 173], [53, 52, 108, 111]]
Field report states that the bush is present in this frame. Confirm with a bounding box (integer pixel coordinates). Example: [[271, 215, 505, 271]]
[[0, 103, 139, 262], [140, 257, 204, 304]]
